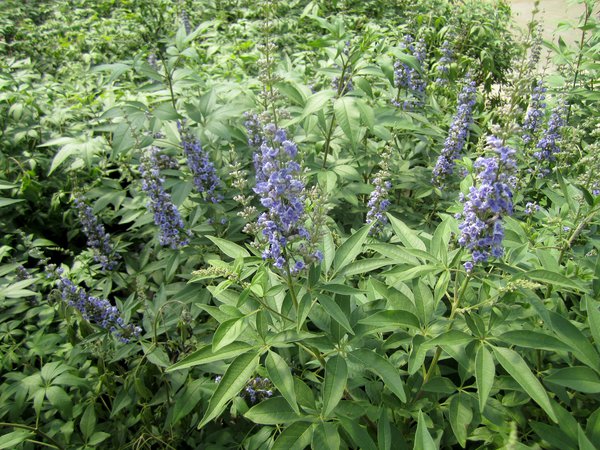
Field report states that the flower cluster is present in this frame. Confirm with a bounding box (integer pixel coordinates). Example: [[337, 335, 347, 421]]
[[457, 136, 517, 272], [181, 9, 191, 34], [366, 148, 392, 236], [393, 35, 427, 109], [332, 71, 353, 95], [533, 101, 567, 175], [435, 40, 453, 84], [522, 81, 546, 144], [527, 25, 543, 72], [524, 202, 540, 215], [179, 125, 222, 203], [432, 78, 477, 187], [74, 196, 120, 271], [243, 377, 274, 404], [16, 265, 32, 281], [55, 270, 141, 342], [139, 147, 191, 248], [214, 376, 274, 404], [246, 116, 322, 274]]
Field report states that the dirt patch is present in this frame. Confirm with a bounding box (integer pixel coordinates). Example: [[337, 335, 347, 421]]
[[508, 0, 585, 44]]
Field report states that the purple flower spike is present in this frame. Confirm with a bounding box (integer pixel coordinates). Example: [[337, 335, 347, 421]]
[[74, 197, 120, 271], [432, 77, 477, 187], [140, 147, 191, 248], [457, 136, 517, 269]]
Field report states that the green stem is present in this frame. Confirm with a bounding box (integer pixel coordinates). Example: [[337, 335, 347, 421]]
[[415, 272, 471, 400]]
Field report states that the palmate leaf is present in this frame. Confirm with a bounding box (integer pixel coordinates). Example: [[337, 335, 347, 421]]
[[198, 351, 260, 428]]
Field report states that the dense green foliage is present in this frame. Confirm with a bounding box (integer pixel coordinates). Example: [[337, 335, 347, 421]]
[[1, 0, 599, 448]]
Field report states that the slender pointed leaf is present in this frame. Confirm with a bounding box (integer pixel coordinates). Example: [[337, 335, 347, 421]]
[[198, 351, 260, 428], [318, 294, 354, 334], [349, 349, 406, 402], [333, 224, 372, 274], [492, 346, 557, 422], [475, 345, 494, 412], [168, 341, 253, 372], [322, 355, 347, 417], [244, 397, 301, 424], [312, 422, 340, 450], [266, 351, 299, 414], [414, 410, 437, 450], [271, 421, 313, 450]]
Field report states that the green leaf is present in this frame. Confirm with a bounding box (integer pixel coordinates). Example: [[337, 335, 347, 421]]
[[431, 218, 451, 262], [0, 198, 25, 208], [584, 296, 600, 354], [244, 397, 302, 424], [80, 404, 96, 440], [349, 349, 406, 402], [266, 351, 299, 414], [198, 351, 260, 428], [88, 431, 111, 446], [358, 310, 420, 330], [319, 283, 363, 296], [212, 318, 247, 352], [287, 89, 335, 125], [426, 330, 473, 348], [333, 224, 372, 274], [492, 346, 557, 422], [312, 422, 340, 450], [322, 355, 347, 417], [153, 102, 180, 120], [545, 367, 600, 393], [318, 294, 354, 334], [378, 408, 392, 450], [0, 430, 34, 449], [498, 330, 572, 352], [339, 416, 378, 450], [46, 385, 72, 418], [578, 427, 597, 450], [384, 264, 440, 283], [475, 345, 494, 412], [334, 97, 361, 148], [548, 311, 600, 373], [414, 410, 437, 450], [387, 214, 426, 251], [167, 341, 253, 371], [271, 421, 313, 450], [531, 422, 574, 449], [448, 394, 472, 448], [205, 235, 250, 259], [170, 379, 207, 425], [339, 258, 391, 277]]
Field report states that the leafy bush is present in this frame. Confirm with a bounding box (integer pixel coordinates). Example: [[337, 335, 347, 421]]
[[1, 0, 599, 448]]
